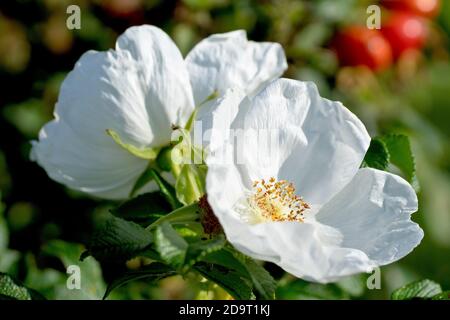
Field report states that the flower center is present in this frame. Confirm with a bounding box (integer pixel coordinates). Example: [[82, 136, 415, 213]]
[[236, 177, 310, 224]]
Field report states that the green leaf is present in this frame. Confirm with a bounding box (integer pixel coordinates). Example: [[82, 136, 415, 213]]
[[106, 129, 160, 160], [432, 291, 450, 300], [153, 221, 224, 272], [149, 169, 182, 210], [146, 202, 201, 231], [200, 247, 275, 300], [155, 222, 188, 269], [276, 279, 349, 300], [0, 273, 45, 300], [391, 279, 442, 300], [381, 134, 419, 191], [200, 249, 249, 276], [111, 192, 171, 226], [184, 236, 226, 269], [86, 216, 153, 261], [223, 248, 276, 300], [194, 263, 253, 300], [103, 263, 176, 299], [238, 256, 276, 300], [362, 134, 419, 191], [362, 138, 390, 170], [175, 164, 206, 205]]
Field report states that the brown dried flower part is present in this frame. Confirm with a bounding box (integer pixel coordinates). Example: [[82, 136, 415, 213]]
[[199, 195, 223, 235]]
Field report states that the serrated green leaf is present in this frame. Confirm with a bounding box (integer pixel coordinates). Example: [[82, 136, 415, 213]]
[[391, 279, 442, 300], [362, 138, 390, 170], [155, 222, 188, 269], [194, 263, 253, 300], [226, 248, 276, 300], [363, 134, 419, 192], [86, 216, 153, 261], [432, 291, 450, 300], [0, 273, 45, 300], [381, 134, 419, 191], [184, 236, 226, 270], [111, 192, 171, 226], [103, 263, 176, 300], [200, 247, 275, 300], [153, 221, 224, 272], [238, 257, 276, 300], [201, 249, 249, 276], [106, 129, 160, 160]]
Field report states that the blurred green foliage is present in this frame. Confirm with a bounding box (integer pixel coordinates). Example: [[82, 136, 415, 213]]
[[0, 0, 449, 299]]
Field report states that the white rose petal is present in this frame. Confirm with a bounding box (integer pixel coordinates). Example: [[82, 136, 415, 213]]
[[316, 167, 423, 267], [186, 30, 287, 106], [205, 78, 423, 283], [31, 25, 195, 199]]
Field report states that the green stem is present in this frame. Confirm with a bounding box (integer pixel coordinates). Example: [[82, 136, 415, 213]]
[[146, 202, 200, 231]]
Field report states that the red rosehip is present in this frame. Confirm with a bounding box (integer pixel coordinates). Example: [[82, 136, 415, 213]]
[[101, 0, 143, 18], [381, 0, 440, 18], [332, 26, 393, 71], [381, 11, 427, 58]]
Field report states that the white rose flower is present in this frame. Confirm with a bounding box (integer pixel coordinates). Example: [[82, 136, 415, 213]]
[[205, 78, 423, 283], [31, 25, 287, 199], [186, 30, 287, 105]]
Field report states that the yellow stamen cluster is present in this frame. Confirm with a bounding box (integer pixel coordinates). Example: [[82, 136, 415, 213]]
[[245, 177, 310, 223]]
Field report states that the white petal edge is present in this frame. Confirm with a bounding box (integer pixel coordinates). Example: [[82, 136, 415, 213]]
[[205, 80, 422, 282], [30, 117, 150, 199], [31, 25, 194, 199], [206, 162, 423, 283], [186, 30, 287, 106], [316, 167, 423, 266]]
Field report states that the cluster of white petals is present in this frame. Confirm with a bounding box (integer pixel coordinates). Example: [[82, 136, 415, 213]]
[[204, 79, 423, 282], [31, 25, 286, 199], [32, 25, 423, 283]]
